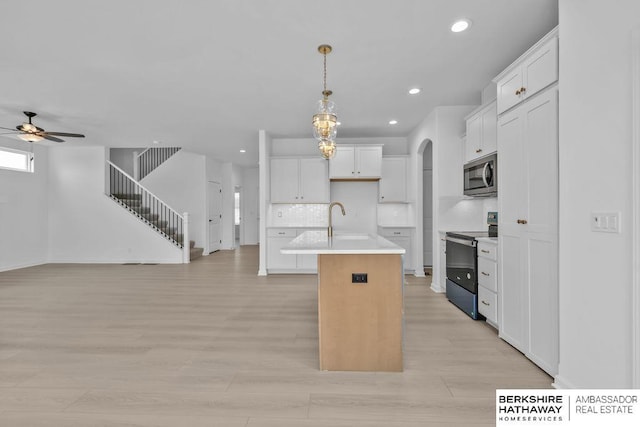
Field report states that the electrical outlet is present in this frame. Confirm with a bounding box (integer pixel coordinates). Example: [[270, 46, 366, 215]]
[[352, 273, 367, 284]]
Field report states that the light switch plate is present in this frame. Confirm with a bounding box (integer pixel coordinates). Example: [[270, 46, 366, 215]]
[[591, 212, 621, 233]]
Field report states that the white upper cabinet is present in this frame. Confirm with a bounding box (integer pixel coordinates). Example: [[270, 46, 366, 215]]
[[495, 28, 558, 115], [379, 156, 408, 203], [270, 157, 329, 203], [464, 100, 497, 163], [329, 145, 382, 179]]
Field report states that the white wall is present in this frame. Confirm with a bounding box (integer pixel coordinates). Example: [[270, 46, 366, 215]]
[[258, 130, 272, 275], [48, 147, 182, 263], [556, 0, 640, 389], [330, 181, 378, 234], [0, 142, 49, 271], [272, 137, 408, 157], [409, 106, 479, 282], [141, 150, 207, 249], [242, 167, 259, 245], [109, 147, 140, 177]]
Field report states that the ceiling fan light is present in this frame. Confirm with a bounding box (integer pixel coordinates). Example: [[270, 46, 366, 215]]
[[18, 133, 44, 143], [21, 122, 37, 132]]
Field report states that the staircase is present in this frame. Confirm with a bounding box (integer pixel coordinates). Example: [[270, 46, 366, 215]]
[[107, 161, 204, 262], [136, 147, 182, 180]]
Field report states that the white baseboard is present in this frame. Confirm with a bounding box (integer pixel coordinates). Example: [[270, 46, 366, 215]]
[[552, 374, 578, 390], [430, 283, 445, 293], [0, 261, 46, 273]]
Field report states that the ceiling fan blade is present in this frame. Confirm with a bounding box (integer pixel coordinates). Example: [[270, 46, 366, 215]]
[[0, 126, 18, 131], [42, 135, 65, 143], [41, 131, 85, 138]]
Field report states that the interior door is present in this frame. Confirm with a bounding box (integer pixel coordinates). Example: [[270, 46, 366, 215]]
[[208, 181, 222, 253]]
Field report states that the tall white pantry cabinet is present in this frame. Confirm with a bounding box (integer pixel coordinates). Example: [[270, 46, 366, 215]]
[[494, 27, 559, 376]]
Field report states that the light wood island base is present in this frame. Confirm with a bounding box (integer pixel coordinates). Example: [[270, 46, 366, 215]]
[[318, 253, 403, 371]]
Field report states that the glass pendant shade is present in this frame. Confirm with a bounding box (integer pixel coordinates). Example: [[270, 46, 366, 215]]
[[318, 140, 336, 159], [312, 98, 337, 141], [18, 133, 43, 142]]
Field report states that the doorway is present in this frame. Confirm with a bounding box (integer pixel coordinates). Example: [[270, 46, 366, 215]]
[[234, 186, 242, 247], [208, 181, 222, 253]]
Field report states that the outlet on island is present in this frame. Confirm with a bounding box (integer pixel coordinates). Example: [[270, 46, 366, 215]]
[[352, 273, 368, 284]]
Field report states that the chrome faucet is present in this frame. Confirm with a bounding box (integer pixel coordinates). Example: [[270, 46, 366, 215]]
[[328, 202, 346, 237]]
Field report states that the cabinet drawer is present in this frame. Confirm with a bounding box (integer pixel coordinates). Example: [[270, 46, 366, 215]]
[[380, 228, 411, 237], [478, 257, 498, 292], [478, 286, 497, 325], [267, 229, 297, 238], [477, 242, 497, 261]]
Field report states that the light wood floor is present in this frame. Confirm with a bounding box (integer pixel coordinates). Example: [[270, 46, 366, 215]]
[[0, 245, 551, 426]]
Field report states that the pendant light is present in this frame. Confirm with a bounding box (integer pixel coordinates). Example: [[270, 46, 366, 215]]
[[312, 44, 337, 159]]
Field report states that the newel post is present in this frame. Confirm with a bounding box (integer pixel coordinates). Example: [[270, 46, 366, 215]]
[[183, 212, 190, 264]]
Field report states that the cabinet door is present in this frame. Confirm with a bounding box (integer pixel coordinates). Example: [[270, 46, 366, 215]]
[[497, 110, 525, 237], [379, 157, 407, 202], [523, 89, 558, 236], [299, 158, 329, 203], [480, 101, 497, 154], [465, 113, 482, 163], [439, 235, 447, 290], [499, 233, 527, 351], [267, 236, 297, 270], [496, 67, 523, 114], [270, 158, 299, 203], [387, 236, 412, 271], [522, 89, 559, 375], [355, 146, 382, 178], [329, 146, 355, 178], [522, 36, 558, 102]]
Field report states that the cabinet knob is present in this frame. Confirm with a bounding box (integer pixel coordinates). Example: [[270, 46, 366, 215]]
[[300, 196, 304, 199], [475, 149, 482, 153], [515, 89, 521, 95], [517, 219, 528, 224], [521, 87, 526, 93], [381, 196, 384, 199], [481, 271, 490, 276], [352, 171, 355, 174], [357, 171, 361, 174], [480, 249, 490, 253], [481, 300, 490, 306]]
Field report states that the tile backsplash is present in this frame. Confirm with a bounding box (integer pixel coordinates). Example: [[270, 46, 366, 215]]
[[268, 204, 328, 227]]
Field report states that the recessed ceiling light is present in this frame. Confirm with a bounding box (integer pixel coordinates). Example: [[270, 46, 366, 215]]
[[408, 88, 421, 95], [389, 120, 398, 125], [451, 19, 471, 33], [239, 149, 246, 153]]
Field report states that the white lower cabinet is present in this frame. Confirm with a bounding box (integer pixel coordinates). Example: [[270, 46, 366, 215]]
[[267, 228, 318, 273], [477, 239, 498, 329], [378, 227, 413, 273]]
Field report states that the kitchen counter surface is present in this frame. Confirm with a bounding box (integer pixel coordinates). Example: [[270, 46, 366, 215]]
[[476, 237, 498, 244], [281, 230, 405, 255]]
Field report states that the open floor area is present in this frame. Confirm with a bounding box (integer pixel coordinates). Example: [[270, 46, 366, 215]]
[[0, 245, 551, 426]]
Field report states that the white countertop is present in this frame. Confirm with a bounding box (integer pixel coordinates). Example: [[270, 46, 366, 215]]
[[476, 237, 498, 244], [281, 230, 406, 255]]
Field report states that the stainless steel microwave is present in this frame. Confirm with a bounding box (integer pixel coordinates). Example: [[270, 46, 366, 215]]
[[463, 153, 497, 197]]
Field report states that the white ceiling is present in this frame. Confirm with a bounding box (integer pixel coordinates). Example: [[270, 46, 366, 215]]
[[0, 0, 558, 167]]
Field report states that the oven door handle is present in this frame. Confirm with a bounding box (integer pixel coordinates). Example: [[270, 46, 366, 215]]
[[445, 236, 476, 247]]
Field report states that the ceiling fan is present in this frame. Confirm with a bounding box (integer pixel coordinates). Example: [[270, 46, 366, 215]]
[[0, 111, 85, 143]]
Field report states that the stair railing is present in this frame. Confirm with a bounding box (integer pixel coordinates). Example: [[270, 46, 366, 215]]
[[106, 161, 190, 263], [134, 147, 182, 181]]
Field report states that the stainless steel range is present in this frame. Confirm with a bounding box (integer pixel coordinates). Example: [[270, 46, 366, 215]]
[[445, 231, 487, 320], [445, 212, 498, 319]]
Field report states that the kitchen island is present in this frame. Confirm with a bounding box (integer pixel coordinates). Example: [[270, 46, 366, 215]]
[[282, 230, 405, 372]]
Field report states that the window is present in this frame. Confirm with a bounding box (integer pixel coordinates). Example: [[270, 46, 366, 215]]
[[0, 147, 34, 173]]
